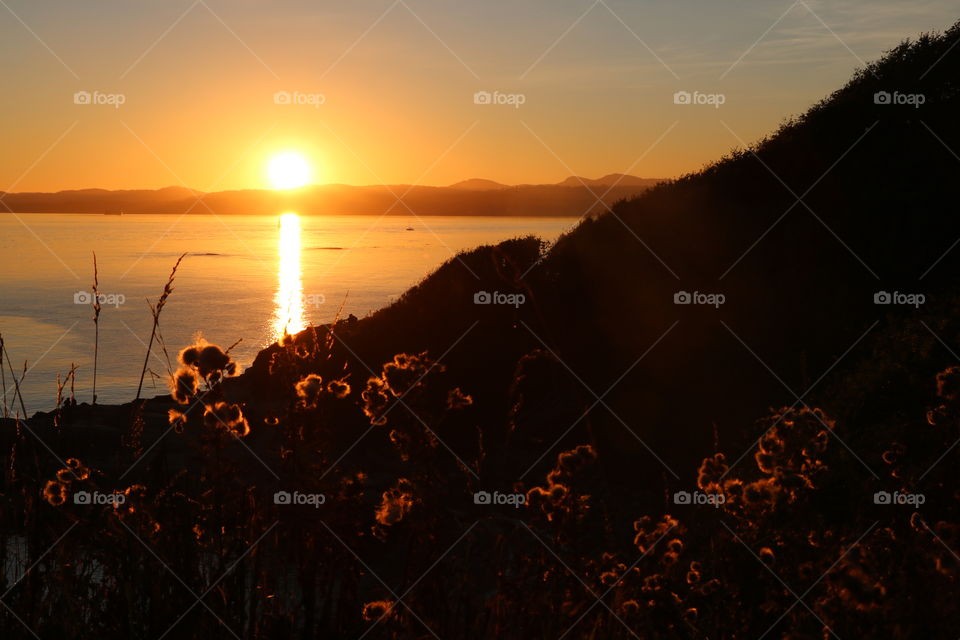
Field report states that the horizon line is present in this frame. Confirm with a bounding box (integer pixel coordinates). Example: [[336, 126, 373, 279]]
[[0, 173, 673, 196]]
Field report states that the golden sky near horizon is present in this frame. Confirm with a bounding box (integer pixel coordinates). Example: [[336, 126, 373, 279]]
[[1, 0, 957, 192]]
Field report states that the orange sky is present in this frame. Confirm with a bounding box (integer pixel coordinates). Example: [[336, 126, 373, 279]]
[[1, 0, 956, 192]]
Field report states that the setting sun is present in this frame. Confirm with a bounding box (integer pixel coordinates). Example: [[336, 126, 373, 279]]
[[268, 152, 311, 190]]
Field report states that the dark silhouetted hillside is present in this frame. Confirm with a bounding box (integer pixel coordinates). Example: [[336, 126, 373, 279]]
[[243, 21, 960, 499]]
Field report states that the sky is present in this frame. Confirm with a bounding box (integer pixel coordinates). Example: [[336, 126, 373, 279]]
[[1, 0, 957, 191]]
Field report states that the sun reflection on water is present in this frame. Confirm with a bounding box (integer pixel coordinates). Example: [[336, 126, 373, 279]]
[[273, 212, 306, 341]]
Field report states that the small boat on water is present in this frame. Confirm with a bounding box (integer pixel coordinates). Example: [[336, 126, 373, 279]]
[[405, 226, 414, 231]]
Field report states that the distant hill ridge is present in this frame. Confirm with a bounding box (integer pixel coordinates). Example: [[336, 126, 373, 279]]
[[1, 175, 662, 216], [448, 178, 509, 190], [448, 174, 656, 190], [555, 173, 654, 188]]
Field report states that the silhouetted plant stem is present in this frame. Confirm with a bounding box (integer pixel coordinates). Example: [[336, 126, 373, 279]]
[[54, 364, 77, 428], [135, 253, 186, 402], [0, 334, 6, 419], [92, 252, 102, 404], [2, 341, 28, 419]]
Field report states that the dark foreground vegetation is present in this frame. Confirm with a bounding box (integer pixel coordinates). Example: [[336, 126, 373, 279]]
[[3, 22, 960, 639]]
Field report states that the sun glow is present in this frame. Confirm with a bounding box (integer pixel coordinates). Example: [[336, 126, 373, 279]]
[[273, 213, 306, 340], [268, 152, 311, 189]]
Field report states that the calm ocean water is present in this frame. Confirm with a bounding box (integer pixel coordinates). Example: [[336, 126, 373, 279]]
[[0, 212, 574, 412]]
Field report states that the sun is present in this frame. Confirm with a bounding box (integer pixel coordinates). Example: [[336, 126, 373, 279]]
[[268, 152, 311, 189]]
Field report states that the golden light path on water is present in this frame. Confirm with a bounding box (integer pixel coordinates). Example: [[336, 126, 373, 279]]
[[273, 212, 306, 340]]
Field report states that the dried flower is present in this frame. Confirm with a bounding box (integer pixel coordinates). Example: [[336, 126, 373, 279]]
[[43, 481, 68, 506], [170, 366, 199, 404], [295, 373, 324, 407], [203, 402, 250, 437], [447, 387, 473, 410], [759, 547, 775, 565], [381, 352, 443, 397], [362, 377, 391, 426], [936, 366, 960, 400], [178, 339, 237, 379], [361, 600, 394, 622], [326, 378, 351, 399], [375, 479, 416, 526], [168, 409, 188, 433]]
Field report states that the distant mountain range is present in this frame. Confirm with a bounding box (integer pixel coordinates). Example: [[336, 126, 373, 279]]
[[448, 174, 653, 190], [0, 175, 662, 217]]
